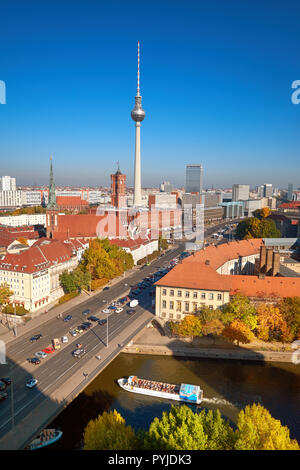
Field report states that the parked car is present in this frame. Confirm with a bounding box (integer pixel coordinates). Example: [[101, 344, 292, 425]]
[[0, 392, 8, 402], [30, 334, 42, 342], [63, 315, 72, 322], [62, 336, 69, 343], [0, 377, 11, 386], [127, 309, 135, 315], [34, 351, 47, 359], [87, 316, 99, 322], [0, 381, 6, 391], [75, 326, 83, 333], [102, 308, 110, 314], [82, 309, 90, 316], [98, 319, 107, 325], [115, 308, 123, 313], [70, 330, 77, 337], [42, 347, 55, 354], [28, 358, 41, 365], [81, 321, 92, 329], [26, 378, 38, 389]]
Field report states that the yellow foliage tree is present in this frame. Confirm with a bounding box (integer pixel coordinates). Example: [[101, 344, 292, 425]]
[[83, 410, 136, 450], [222, 319, 255, 346], [234, 403, 299, 450], [257, 304, 292, 342]]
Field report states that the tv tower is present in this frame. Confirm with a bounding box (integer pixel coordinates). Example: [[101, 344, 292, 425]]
[[131, 41, 145, 206]]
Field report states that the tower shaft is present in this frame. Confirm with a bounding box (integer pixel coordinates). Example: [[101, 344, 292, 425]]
[[134, 122, 142, 206]]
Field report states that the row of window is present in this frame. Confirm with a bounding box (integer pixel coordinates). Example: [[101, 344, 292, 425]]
[[161, 300, 214, 312], [161, 288, 222, 301]]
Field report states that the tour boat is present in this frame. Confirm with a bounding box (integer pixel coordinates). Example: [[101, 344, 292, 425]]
[[27, 428, 63, 450], [118, 376, 203, 404]]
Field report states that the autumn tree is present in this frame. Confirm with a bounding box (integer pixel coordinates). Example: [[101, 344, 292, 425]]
[[83, 410, 136, 450], [236, 217, 280, 240], [170, 315, 202, 338], [0, 283, 13, 313], [234, 403, 299, 450], [197, 307, 224, 339], [222, 319, 255, 346], [221, 294, 257, 331], [277, 297, 300, 340], [252, 207, 272, 219], [256, 304, 292, 343]]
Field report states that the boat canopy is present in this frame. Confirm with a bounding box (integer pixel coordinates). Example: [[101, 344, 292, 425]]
[[179, 384, 200, 402], [128, 376, 137, 383]]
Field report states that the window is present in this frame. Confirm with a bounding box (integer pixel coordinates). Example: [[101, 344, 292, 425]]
[[209, 293, 214, 300], [169, 301, 174, 310], [201, 292, 206, 299], [185, 291, 190, 298], [177, 290, 182, 297], [185, 302, 189, 312], [162, 300, 167, 309], [209, 305, 213, 310], [176, 301, 182, 312], [192, 302, 197, 312], [176, 314, 181, 320], [162, 289, 167, 295], [217, 293, 222, 301], [170, 290, 174, 296], [193, 292, 198, 299]]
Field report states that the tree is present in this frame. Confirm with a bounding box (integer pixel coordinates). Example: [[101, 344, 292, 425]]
[[59, 268, 91, 294], [236, 217, 280, 240], [277, 297, 300, 340], [234, 403, 300, 450], [0, 283, 13, 312], [222, 319, 255, 346], [83, 410, 136, 450], [170, 315, 202, 338], [201, 319, 224, 338], [221, 294, 257, 331], [252, 207, 272, 219], [256, 304, 292, 343], [158, 236, 168, 251], [143, 405, 234, 450]]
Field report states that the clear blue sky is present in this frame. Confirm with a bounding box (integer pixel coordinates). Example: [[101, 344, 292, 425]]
[[0, 0, 299, 189]]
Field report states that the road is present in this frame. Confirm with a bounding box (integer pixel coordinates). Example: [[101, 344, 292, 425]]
[[0, 219, 236, 447]]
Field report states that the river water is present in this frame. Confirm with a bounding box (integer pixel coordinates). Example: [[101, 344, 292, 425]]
[[48, 354, 300, 449]]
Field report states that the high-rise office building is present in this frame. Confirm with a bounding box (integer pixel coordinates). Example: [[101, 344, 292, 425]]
[[263, 183, 273, 198], [288, 184, 293, 201], [185, 164, 203, 193], [0, 175, 16, 191], [232, 184, 250, 201]]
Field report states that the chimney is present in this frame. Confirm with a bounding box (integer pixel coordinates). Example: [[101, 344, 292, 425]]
[[258, 273, 265, 280], [271, 251, 280, 276], [205, 259, 210, 265], [265, 248, 273, 274], [259, 245, 266, 271]]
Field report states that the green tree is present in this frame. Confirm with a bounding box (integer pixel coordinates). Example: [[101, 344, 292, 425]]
[[143, 405, 234, 450], [83, 410, 136, 450], [158, 236, 168, 251], [234, 403, 300, 450], [221, 294, 257, 330], [236, 218, 280, 240]]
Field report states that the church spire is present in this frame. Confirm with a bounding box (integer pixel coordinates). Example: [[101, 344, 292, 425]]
[[47, 156, 58, 210]]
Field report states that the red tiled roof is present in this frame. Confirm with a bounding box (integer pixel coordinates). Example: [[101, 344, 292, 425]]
[[56, 196, 89, 207]]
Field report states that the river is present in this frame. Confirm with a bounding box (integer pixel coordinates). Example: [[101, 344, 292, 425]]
[[48, 353, 300, 449]]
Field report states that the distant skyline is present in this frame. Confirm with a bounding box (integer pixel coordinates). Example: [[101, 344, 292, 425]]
[[0, 1, 300, 188]]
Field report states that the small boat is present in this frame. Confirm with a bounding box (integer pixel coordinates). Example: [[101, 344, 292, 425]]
[[27, 428, 63, 450], [118, 376, 203, 404]]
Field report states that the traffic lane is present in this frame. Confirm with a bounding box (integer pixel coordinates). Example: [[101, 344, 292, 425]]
[[0, 306, 151, 436]]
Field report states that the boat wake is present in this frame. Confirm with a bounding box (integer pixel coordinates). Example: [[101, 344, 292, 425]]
[[201, 397, 239, 408]]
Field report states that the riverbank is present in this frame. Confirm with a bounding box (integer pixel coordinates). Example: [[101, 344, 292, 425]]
[[123, 322, 300, 364]]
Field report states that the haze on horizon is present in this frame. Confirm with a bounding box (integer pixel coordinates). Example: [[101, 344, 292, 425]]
[[0, 0, 299, 190]]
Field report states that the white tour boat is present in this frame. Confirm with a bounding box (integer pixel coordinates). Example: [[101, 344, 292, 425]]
[[118, 376, 203, 404]]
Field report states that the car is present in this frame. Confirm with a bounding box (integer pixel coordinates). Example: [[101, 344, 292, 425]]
[[103, 286, 110, 290], [81, 321, 92, 329], [63, 315, 72, 322], [34, 351, 47, 359], [127, 309, 135, 315], [76, 343, 83, 348], [108, 305, 117, 310], [62, 336, 69, 343], [0, 392, 8, 402], [87, 316, 99, 322], [42, 347, 55, 354], [70, 329, 77, 337], [115, 308, 123, 313], [0, 377, 11, 386], [30, 334, 43, 342], [72, 348, 86, 359], [0, 381, 6, 391], [82, 309, 90, 316], [98, 319, 107, 325], [102, 308, 110, 314], [26, 378, 38, 389], [28, 357, 41, 365], [75, 326, 83, 333]]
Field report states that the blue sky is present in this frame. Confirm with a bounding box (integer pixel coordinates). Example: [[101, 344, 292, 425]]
[[0, 0, 299, 189]]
